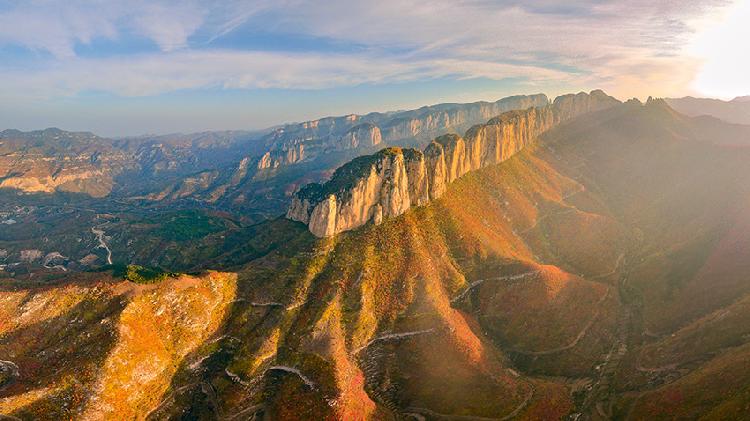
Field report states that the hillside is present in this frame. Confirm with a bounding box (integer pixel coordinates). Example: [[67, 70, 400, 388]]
[[667, 96, 750, 125], [0, 128, 259, 199], [155, 94, 550, 217], [3, 96, 750, 419]]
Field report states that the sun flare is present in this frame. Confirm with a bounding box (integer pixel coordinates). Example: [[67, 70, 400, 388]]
[[690, 0, 750, 98]]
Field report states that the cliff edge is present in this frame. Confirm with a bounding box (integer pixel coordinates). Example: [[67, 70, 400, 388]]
[[288, 90, 620, 237]]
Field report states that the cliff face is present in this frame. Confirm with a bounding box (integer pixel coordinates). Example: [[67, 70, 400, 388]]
[[142, 94, 549, 213], [256, 94, 550, 173], [377, 94, 549, 142], [286, 148, 422, 237], [257, 143, 306, 171], [288, 90, 620, 237], [338, 123, 382, 149]]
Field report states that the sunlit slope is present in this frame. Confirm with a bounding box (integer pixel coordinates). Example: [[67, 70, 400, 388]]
[[2, 104, 634, 420], [0, 272, 237, 419], [534, 99, 750, 418], [537, 100, 750, 330], [140, 139, 629, 419]]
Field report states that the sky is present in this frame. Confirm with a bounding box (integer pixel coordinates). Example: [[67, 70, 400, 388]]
[[0, 0, 748, 136]]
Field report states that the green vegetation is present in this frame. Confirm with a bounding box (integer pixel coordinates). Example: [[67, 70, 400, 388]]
[[100, 263, 178, 284], [433, 133, 461, 147], [123, 264, 177, 284], [144, 209, 226, 241]]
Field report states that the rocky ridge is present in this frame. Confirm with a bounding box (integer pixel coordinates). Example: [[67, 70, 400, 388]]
[[287, 90, 620, 237], [255, 94, 549, 174], [157, 94, 552, 216]]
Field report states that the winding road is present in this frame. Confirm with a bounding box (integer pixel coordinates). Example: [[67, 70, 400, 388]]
[[91, 218, 113, 265], [266, 366, 316, 389], [451, 271, 541, 304], [510, 287, 612, 356], [354, 329, 436, 354], [405, 382, 534, 421]]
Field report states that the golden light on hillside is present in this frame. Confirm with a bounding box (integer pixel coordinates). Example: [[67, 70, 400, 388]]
[[690, 0, 750, 98]]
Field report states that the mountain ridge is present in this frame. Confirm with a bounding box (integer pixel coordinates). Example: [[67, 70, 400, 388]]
[[288, 90, 620, 237], [0, 94, 551, 220], [666, 95, 750, 125]]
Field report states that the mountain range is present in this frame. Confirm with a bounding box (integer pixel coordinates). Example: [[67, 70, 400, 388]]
[[0, 94, 547, 221], [667, 95, 750, 125], [2, 90, 750, 420]]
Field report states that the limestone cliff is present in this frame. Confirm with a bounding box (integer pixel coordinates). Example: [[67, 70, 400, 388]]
[[286, 148, 425, 237], [288, 90, 620, 237], [256, 143, 306, 171], [378, 94, 549, 142], [338, 123, 382, 149], [255, 94, 550, 171]]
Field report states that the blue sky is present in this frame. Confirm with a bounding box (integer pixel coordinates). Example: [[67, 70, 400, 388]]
[[0, 0, 746, 136]]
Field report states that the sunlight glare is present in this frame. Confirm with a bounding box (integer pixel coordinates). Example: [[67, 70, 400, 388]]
[[689, 0, 750, 99]]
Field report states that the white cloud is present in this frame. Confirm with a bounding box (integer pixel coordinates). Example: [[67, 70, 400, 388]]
[[248, 0, 731, 97], [0, 2, 117, 58], [0, 0, 207, 57], [0, 0, 738, 99], [130, 2, 205, 51], [0, 49, 572, 99]]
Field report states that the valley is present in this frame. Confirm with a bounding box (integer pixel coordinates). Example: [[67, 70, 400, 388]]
[[2, 92, 750, 419]]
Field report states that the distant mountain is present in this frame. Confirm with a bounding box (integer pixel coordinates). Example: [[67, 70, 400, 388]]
[[244, 94, 550, 181], [0, 94, 550, 222], [666, 95, 750, 124], [0, 128, 131, 197], [0, 128, 260, 198], [159, 93, 551, 218]]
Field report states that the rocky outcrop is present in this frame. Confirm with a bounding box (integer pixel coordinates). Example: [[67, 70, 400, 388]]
[[338, 123, 382, 149], [288, 90, 620, 237], [378, 94, 550, 142], [552, 89, 620, 121], [173, 95, 551, 212], [287, 148, 424, 237], [257, 144, 306, 171]]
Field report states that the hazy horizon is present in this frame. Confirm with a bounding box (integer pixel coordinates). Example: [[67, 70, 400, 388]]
[[4, 89, 750, 139]]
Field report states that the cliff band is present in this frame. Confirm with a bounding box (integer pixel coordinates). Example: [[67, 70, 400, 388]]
[[287, 90, 620, 237]]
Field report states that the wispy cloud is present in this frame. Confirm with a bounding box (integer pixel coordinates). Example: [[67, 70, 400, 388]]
[[1, 49, 573, 99], [0, 0, 740, 131], [0, 0, 208, 57]]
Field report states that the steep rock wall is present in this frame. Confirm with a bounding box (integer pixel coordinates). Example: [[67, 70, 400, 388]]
[[338, 123, 382, 149], [257, 94, 550, 171], [288, 90, 620, 237]]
